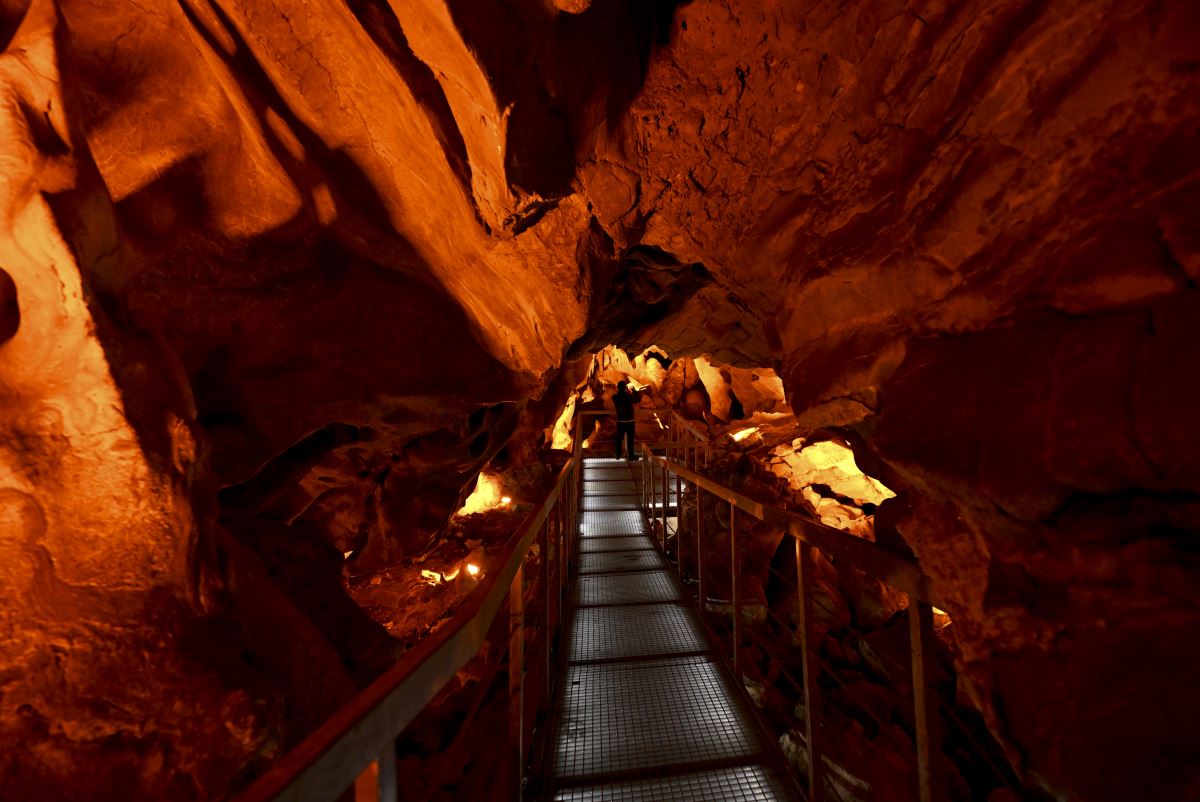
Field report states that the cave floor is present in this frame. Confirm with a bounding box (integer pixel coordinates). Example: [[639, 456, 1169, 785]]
[[538, 458, 798, 801]]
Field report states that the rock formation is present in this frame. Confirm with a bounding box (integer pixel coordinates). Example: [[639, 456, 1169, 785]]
[[0, 0, 1196, 799]]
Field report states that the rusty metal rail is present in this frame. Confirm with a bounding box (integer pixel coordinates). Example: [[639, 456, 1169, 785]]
[[234, 455, 581, 802], [641, 416, 945, 802]]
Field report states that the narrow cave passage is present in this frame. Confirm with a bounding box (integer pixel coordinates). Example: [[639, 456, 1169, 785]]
[[524, 347, 990, 802], [0, 1, 1197, 802]]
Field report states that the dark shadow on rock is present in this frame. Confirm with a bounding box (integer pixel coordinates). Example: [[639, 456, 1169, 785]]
[[0, 266, 17, 344], [343, 0, 475, 212], [0, 0, 30, 52], [571, 242, 713, 354], [444, 0, 684, 198], [177, 0, 429, 272]]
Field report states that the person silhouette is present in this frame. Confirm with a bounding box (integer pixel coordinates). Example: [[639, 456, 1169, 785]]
[[612, 379, 642, 460]]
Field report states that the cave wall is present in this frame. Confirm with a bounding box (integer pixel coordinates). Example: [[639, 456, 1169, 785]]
[[0, 0, 1197, 799], [0, 0, 675, 797], [581, 3, 1199, 799], [0, 4, 353, 795]]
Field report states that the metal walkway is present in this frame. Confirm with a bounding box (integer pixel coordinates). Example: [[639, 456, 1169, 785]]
[[542, 457, 797, 801]]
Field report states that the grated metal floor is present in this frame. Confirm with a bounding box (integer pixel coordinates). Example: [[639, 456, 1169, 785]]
[[553, 656, 762, 778], [541, 459, 797, 801], [583, 480, 639, 495], [584, 467, 637, 481], [583, 495, 640, 511], [567, 604, 709, 662], [580, 510, 645, 537], [552, 765, 793, 802], [578, 549, 668, 575], [578, 535, 655, 554], [574, 571, 681, 606]]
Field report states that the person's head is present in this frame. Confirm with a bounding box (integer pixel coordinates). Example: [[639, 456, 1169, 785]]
[[617, 380, 629, 394]]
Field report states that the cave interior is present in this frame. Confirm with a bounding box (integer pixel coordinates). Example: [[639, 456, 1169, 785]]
[[0, 0, 1197, 800]]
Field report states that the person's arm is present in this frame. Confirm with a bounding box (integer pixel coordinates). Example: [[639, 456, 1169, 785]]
[[631, 388, 642, 404]]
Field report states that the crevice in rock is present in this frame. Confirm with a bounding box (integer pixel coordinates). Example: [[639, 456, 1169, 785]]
[[573, 242, 714, 353], [1157, 224, 1197, 289], [0, 266, 17, 344], [219, 422, 366, 511], [441, 0, 683, 197]]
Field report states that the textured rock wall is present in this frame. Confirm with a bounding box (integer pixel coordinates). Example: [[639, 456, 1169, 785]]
[[0, 3, 351, 796], [0, 0, 1197, 799], [582, 3, 1199, 799], [0, 0, 675, 797]]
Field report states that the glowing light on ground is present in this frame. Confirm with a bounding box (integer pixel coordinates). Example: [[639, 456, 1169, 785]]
[[768, 438, 895, 536], [581, 420, 601, 449], [729, 426, 759, 442], [420, 564, 477, 585], [771, 439, 895, 506], [455, 473, 507, 516], [550, 393, 578, 450]]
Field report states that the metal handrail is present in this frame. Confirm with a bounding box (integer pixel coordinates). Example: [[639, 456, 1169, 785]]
[[578, 406, 672, 416], [234, 457, 580, 802], [647, 450, 941, 606], [576, 406, 673, 430], [640, 438, 944, 802], [669, 410, 710, 444]]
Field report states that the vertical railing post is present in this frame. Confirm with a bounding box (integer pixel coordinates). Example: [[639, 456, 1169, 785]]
[[648, 453, 657, 523], [674, 457, 682, 576], [657, 456, 667, 552], [660, 458, 668, 552], [696, 484, 704, 608], [695, 440, 702, 575], [377, 745, 397, 802], [796, 535, 826, 802], [649, 453, 656, 540], [574, 413, 584, 504], [795, 538, 803, 647], [910, 597, 936, 802], [730, 501, 739, 677], [509, 566, 525, 801], [562, 473, 570, 590], [573, 461, 580, 566], [542, 517, 552, 708], [353, 746, 397, 802], [667, 412, 673, 464], [641, 447, 646, 511], [554, 493, 563, 633], [578, 449, 585, 563], [566, 468, 573, 572]]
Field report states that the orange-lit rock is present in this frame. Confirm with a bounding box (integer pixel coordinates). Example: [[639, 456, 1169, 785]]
[[0, 4, 351, 797], [693, 356, 787, 421]]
